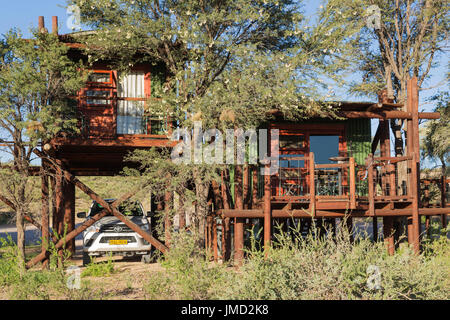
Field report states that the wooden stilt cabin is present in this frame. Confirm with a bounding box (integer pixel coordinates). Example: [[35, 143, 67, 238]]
[[22, 17, 448, 269]]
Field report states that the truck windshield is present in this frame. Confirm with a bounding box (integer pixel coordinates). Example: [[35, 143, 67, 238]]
[[89, 201, 144, 217]]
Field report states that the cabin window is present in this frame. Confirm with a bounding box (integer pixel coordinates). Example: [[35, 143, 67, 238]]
[[87, 71, 113, 85], [280, 154, 305, 168], [279, 134, 305, 149], [85, 89, 111, 105], [117, 71, 146, 134], [309, 135, 339, 164]]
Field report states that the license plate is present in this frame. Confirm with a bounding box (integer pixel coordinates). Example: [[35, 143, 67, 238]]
[[109, 240, 128, 245]]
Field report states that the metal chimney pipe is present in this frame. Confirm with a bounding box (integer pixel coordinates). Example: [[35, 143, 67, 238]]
[[38, 16, 45, 32], [52, 16, 58, 35]]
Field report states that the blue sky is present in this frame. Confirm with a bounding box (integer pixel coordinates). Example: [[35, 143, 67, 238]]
[[0, 0, 446, 108], [0, 0, 447, 167]]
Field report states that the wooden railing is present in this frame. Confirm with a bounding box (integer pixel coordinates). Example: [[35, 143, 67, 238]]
[[273, 153, 357, 210]]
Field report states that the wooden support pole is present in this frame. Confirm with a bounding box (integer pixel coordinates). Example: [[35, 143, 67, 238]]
[[367, 154, 375, 217], [63, 180, 76, 256], [367, 154, 378, 241], [377, 90, 398, 255], [178, 196, 186, 231], [213, 218, 218, 262], [164, 191, 172, 248], [263, 165, 271, 255], [221, 170, 231, 261], [251, 167, 258, 208], [425, 216, 430, 238], [243, 165, 249, 209], [54, 170, 64, 239], [309, 152, 316, 217], [349, 157, 356, 210], [410, 153, 421, 254], [234, 165, 244, 264], [344, 215, 353, 243], [406, 77, 421, 254], [40, 165, 50, 269], [383, 216, 395, 255], [50, 175, 56, 230], [441, 176, 447, 229], [206, 216, 212, 252], [223, 217, 231, 261]]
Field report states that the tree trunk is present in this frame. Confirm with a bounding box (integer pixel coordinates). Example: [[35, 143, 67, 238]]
[[193, 169, 209, 245], [16, 208, 26, 273]]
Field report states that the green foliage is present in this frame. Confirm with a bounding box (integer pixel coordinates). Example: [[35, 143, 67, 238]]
[[0, 235, 101, 299], [0, 28, 87, 267], [81, 254, 115, 277], [317, 0, 448, 101], [145, 222, 449, 300], [0, 29, 86, 145], [421, 92, 450, 170], [0, 235, 22, 285], [145, 231, 227, 299]]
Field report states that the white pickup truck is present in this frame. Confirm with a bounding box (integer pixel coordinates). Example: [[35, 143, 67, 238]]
[[77, 199, 152, 266]]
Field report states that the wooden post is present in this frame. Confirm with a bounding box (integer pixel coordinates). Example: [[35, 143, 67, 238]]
[[441, 176, 447, 229], [178, 196, 186, 231], [221, 170, 232, 261], [383, 214, 395, 255], [410, 153, 421, 254], [53, 169, 65, 265], [213, 219, 218, 262], [206, 216, 212, 252], [309, 152, 316, 217], [243, 165, 249, 209], [40, 165, 49, 269], [55, 170, 64, 237], [367, 154, 377, 242], [263, 164, 271, 255], [407, 78, 421, 254], [63, 180, 76, 256], [251, 166, 258, 208], [50, 175, 56, 230], [349, 157, 356, 209], [234, 165, 244, 264], [345, 215, 354, 243], [164, 191, 172, 248]]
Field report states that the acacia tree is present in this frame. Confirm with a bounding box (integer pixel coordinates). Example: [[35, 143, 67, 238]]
[[317, 0, 448, 156], [0, 30, 85, 270], [69, 0, 349, 241], [422, 91, 449, 177]]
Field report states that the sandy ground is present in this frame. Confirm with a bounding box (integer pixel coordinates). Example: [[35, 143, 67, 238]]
[[77, 256, 166, 300]]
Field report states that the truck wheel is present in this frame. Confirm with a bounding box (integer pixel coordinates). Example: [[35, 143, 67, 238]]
[[82, 252, 91, 266], [141, 254, 152, 264]]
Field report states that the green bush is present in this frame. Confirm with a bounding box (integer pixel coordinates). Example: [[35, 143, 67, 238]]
[[0, 235, 102, 299], [81, 255, 115, 278], [145, 231, 227, 299], [145, 221, 449, 300]]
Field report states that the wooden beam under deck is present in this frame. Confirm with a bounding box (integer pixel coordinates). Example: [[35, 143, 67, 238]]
[[219, 207, 449, 218]]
